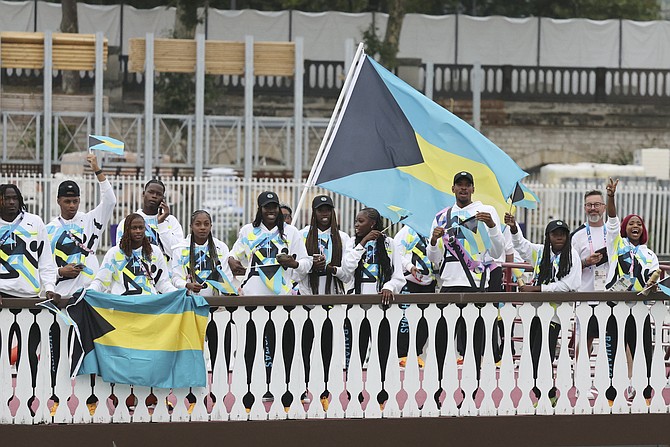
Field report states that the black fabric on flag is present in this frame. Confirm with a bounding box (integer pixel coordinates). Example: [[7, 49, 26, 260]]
[[315, 58, 424, 184], [67, 298, 115, 375], [510, 183, 525, 203]]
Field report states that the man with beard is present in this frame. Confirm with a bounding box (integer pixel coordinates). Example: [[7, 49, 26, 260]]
[[570, 190, 608, 372], [0, 184, 59, 299], [571, 190, 609, 292], [116, 179, 183, 264]]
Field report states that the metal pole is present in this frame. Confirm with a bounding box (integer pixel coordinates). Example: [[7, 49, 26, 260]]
[[94, 32, 104, 136], [472, 60, 481, 131], [425, 60, 434, 100], [194, 33, 205, 179], [344, 38, 354, 77], [44, 31, 53, 178], [144, 33, 154, 179], [293, 37, 304, 184], [244, 35, 254, 181]]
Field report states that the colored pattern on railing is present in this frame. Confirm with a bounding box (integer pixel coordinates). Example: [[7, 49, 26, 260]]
[[0, 299, 668, 424]]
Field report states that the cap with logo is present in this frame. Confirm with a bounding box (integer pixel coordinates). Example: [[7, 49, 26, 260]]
[[545, 219, 569, 235], [57, 180, 80, 198], [257, 191, 280, 207], [453, 171, 474, 185], [312, 195, 334, 209]]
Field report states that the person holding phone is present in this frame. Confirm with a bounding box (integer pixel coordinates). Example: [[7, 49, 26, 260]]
[[228, 191, 310, 295], [297, 195, 352, 295], [47, 153, 116, 297], [116, 179, 184, 265]]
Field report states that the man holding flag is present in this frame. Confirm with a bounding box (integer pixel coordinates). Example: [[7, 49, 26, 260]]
[[47, 153, 116, 297], [428, 171, 506, 369]]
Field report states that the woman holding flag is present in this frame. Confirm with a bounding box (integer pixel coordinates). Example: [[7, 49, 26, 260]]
[[172, 210, 237, 296], [341, 207, 405, 305], [228, 191, 310, 295]]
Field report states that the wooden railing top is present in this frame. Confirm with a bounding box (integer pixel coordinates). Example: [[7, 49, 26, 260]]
[[1, 290, 666, 310]]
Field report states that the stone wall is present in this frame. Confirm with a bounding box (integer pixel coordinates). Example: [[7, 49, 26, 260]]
[[442, 100, 670, 172]]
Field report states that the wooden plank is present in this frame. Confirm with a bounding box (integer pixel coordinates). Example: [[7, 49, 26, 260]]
[[0, 32, 107, 70], [254, 42, 295, 76], [206, 41, 244, 75]]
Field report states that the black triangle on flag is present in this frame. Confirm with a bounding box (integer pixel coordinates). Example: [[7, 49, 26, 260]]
[[460, 215, 479, 233], [67, 298, 116, 376], [259, 264, 282, 280], [510, 183, 525, 204], [88, 135, 104, 149]]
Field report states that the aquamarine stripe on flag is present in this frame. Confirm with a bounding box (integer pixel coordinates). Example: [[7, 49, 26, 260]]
[[88, 135, 125, 155], [80, 344, 206, 389], [83, 289, 209, 316]]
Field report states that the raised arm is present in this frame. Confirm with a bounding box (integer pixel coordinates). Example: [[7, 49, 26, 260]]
[[606, 177, 619, 218]]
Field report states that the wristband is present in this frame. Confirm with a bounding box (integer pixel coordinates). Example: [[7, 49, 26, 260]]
[[94, 169, 103, 175]]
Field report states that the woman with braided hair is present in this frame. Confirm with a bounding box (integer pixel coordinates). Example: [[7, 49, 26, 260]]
[[297, 195, 352, 295], [90, 213, 176, 295], [172, 210, 237, 296], [341, 207, 405, 305]]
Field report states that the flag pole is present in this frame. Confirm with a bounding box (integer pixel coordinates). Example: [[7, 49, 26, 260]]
[[292, 43, 367, 228]]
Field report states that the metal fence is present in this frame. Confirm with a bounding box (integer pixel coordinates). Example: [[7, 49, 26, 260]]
[[0, 174, 668, 258]]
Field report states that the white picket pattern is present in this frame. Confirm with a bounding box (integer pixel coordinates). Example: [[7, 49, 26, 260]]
[[1, 298, 668, 425]]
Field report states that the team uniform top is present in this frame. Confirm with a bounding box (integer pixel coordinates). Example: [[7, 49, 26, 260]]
[[116, 210, 184, 263], [171, 235, 237, 296], [296, 225, 352, 295], [0, 212, 57, 297], [427, 201, 505, 290], [605, 216, 658, 292], [89, 244, 177, 295], [46, 178, 116, 296], [341, 236, 406, 295], [511, 229, 582, 292], [230, 223, 310, 295]]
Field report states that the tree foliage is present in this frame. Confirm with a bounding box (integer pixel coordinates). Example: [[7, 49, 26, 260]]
[[81, 0, 660, 19]]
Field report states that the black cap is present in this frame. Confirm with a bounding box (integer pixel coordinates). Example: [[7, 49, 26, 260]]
[[453, 171, 474, 185], [545, 219, 569, 235], [312, 195, 334, 209], [257, 191, 280, 207], [57, 180, 80, 198]]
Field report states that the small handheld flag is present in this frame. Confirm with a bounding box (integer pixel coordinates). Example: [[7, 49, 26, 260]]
[[88, 135, 125, 155], [509, 182, 540, 210], [380, 204, 412, 233], [658, 276, 670, 297], [385, 204, 413, 224]]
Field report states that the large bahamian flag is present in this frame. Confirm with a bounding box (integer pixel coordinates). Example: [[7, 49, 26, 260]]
[[66, 289, 209, 389], [308, 48, 528, 236]]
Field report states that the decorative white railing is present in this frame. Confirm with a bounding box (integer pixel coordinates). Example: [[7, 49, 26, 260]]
[[0, 292, 668, 425]]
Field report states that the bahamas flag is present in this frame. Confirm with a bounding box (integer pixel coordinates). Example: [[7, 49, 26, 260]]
[[509, 182, 540, 210], [88, 135, 125, 155], [66, 289, 208, 389], [658, 276, 670, 297], [310, 51, 527, 237]]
